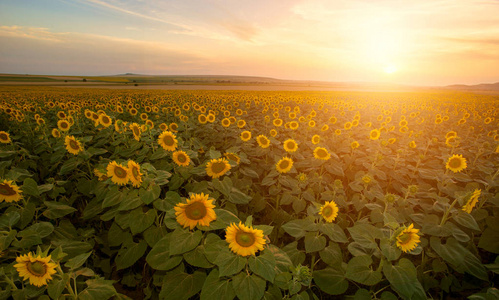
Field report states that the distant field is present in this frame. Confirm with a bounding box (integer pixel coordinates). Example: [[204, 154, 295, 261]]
[[0, 76, 60, 82]]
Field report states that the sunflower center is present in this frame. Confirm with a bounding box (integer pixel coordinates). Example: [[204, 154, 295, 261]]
[[449, 158, 462, 168], [114, 167, 127, 178], [61, 122, 68, 129], [27, 261, 46, 276], [211, 162, 227, 174], [235, 231, 256, 247], [243, 133, 249, 139], [317, 149, 327, 157], [0, 133, 8, 140], [322, 206, 333, 217], [184, 201, 207, 220], [69, 140, 79, 150], [178, 154, 187, 163], [259, 138, 268, 146], [163, 135, 175, 146], [102, 116, 109, 123], [279, 160, 290, 169], [0, 183, 16, 196], [398, 232, 411, 244], [286, 142, 295, 149], [131, 166, 139, 178], [132, 127, 140, 136]]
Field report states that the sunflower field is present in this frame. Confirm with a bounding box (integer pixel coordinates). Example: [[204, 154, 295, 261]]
[[0, 86, 498, 300]]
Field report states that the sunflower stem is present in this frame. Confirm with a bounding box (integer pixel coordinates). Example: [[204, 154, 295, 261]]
[[56, 264, 77, 299], [4, 276, 18, 290], [440, 198, 458, 226]]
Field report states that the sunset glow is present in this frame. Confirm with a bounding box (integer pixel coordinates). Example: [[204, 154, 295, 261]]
[[1, 0, 498, 85]]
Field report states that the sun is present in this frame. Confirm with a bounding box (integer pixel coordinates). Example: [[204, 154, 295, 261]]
[[384, 64, 398, 74]]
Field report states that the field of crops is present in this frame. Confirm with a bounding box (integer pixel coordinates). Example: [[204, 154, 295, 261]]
[[0, 86, 498, 300]]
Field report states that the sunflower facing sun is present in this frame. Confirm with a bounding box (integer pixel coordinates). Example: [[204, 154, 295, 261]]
[[107, 161, 129, 185], [206, 158, 231, 179], [396, 223, 421, 253], [158, 130, 178, 151], [446, 154, 467, 173], [0, 179, 23, 203], [225, 222, 266, 257], [14, 252, 57, 287], [174, 193, 217, 230], [319, 201, 339, 223]]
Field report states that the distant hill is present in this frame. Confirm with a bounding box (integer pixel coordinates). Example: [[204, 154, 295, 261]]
[[445, 82, 499, 91]]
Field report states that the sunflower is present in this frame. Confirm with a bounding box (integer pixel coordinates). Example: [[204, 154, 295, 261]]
[[237, 119, 246, 128], [107, 161, 129, 185], [270, 129, 277, 137], [65, 136, 83, 155], [240, 131, 251, 142], [462, 189, 481, 213], [127, 160, 143, 187], [224, 152, 241, 164], [57, 120, 71, 132], [289, 121, 299, 130], [396, 224, 421, 253], [225, 222, 266, 257], [0, 179, 22, 202], [319, 201, 339, 222], [169, 123, 178, 132], [14, 252, 57, 287], [51, 128, 61, 138], [351, 141, 360, 149], [256, 135, 270, 149], [445, 131, 457, 139], [313, 147, 330, 160], [0, 131, 11, 143], [283, 139, 298, 153], [362, 174, 372, 184], [409, 141, 416, 148], [276, 157, 293, 173], [221, 118, 231, 127], [158, 131, 178, 151], [172, 150, 191, 167], [174, 193, 217, 230], [369, 129, 381, 140], [273, 118, 283, 127], [308, 120, 316, 128], [130, 123, 141, 141], [446, 154, 467, 173], [321, 124, 329, 131], [344, 122, 352, 130], [99, 114, 112, 127], [206, 158, 231, 179], [207, 114, 216, 123], [94, 168, 109, 181]]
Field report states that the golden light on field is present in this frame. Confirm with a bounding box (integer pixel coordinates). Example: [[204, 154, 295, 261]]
[[384, 65, 398, 74]]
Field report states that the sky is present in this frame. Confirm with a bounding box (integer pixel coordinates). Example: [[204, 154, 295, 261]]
[[1, 0, 499, 86]]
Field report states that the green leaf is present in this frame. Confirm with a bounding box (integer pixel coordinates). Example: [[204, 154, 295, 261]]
[[228, 188, 251, 204], [478, 227, 499, 254], [78, 278, 117, 300], [59, 157, 80, 175], [65, 252, 92, 269], [345, 255, 382, 286], [248, 249, 276, 282], [214, 250, 247, 277], [453, 212, 480, 231], [282, 219, 317, 239], [231, 272, 266, 300], [319, 243, 343, 267], [102, 186, 123, 208], [304, 232, 326, 253], [22, 177, 39, 196], [267, 244, 293, 273], [159, 271, 206, 300], [431, 237, 488, 280], [18, 222, 54, 238], [128, 208, 156, 235], [115, 240, 148, 270], [198, 209, 240, 231], [380, 239, 401, 261], [347, 223, 383, 249], [169, 227, 203, 256], [200, 269, 235, 300], [313, 267, 349, 295], [0, 211, 20, 229], [43, 201, 77, 219], [47, 274, 69, 300], [318, 223, 348, 243], [183, 245, 214, 268], [382, 258, 426, 300], [146, 234, 183, 271], [140, 184, 161, 205], [118, 190, 142, 211]]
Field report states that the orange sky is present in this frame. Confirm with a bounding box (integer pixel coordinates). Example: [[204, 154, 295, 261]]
[[1, 0, 499, 86]]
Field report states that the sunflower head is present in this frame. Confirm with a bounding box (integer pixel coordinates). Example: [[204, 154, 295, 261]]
[[173, 150, 191, 167], [241, 131, 252, 142], [446, 154, 467, 173], [130, 123, 141, 141], [14, 252, 57, 287], [0, 131, 12, 143], [57, 120, 71, 132], [0, 179, 22, 202], [127, 160, 143, 187], [276, 157, 293, 174], [221, 118, 231, 127], [174, 193, 217, 230], [158, 130, 178, 151], [99, 114, 112, 127], [206, 158, 231, 179], [313, 147, 331, 161], [462, 189, 481, 213], [256, 135, 270, 149], [319, 201, 339, 223], [224, 152, 241, 164], [369, 128, 381, 140], [107, 161, 129, 185], [351, 141, 360, 149], [396, 224, 421, 253], [311, 135, 320, 145], [65, 136, 84, 155], [225, 222, 266, 257], [283, 139, 298, 153]]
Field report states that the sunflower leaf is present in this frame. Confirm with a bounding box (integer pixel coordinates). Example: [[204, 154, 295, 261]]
[[200, 269, 236, 300], [248, 249, 276, 282], [169, 227, 203, 256], [231, 272, 266, 300], [146, 234, 183, 271]]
